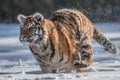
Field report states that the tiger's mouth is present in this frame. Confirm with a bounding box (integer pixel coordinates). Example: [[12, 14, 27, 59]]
[[19, 36, 34, 44]]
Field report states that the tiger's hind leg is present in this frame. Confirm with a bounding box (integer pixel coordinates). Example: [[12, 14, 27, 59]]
[[74, 35, 93, 69]]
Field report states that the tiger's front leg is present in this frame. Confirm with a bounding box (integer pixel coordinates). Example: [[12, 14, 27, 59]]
[[74, 35, 93, 70]]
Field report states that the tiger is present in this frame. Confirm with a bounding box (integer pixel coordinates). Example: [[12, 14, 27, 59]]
[[17, 8, 119, 73]]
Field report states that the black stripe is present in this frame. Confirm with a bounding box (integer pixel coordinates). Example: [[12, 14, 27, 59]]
[[82, 54, 91, 61], [59, 52, 64, 62], [49, 38, 55, 60], [41, 43, 48, 52], [74, 62, 87, 68], [52, 15, 65, 21]]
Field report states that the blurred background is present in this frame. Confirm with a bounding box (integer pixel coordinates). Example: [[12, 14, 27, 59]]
[[0, 0, 120, 23]]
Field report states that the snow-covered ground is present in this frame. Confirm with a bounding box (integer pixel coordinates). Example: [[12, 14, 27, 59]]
[[0, 23, 120, 80]]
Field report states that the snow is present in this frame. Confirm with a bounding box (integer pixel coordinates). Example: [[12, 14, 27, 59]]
[[0, 23, 120, 80]]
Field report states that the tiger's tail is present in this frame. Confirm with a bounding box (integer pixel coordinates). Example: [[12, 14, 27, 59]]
[[93, 27, 119, 54]]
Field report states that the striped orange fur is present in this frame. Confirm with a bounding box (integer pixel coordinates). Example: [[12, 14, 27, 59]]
[[17, 9, 119, 73]]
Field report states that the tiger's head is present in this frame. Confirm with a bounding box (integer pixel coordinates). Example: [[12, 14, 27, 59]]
[[17, 13, 47, 44]]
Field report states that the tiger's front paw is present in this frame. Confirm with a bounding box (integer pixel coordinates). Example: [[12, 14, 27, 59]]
[[73, 60, 87, 68]]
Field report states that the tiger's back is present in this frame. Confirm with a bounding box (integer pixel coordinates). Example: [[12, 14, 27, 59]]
[[50, 9, 94, 39]]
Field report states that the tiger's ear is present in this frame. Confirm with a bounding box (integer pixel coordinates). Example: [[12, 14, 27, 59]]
[[17, 14, 26, 25], [33, 13, 44, 22]]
